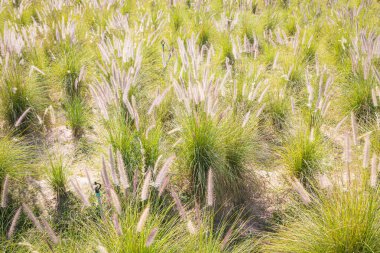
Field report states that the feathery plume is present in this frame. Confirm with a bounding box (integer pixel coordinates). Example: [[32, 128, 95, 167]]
[[136, 206, 150, 232], [84, 168, 94, 191], [370, 154, 378, 188], [154, 155, 175, 188], [7, 206, 22, 239], [343, 132, 352, 183], [145, 227, 158, 247], [22, 204, 43, 231], [221, 227, 233, 250], [141, 170, 152, 201], [372, 88, 378, 107], [186, 220, 197, 234], [291, 178, 311, 205], [70, 179, 90, 207], [351, 112, 358, 145], [110, 188, 122, 215], [317, 174, 332, 190], [309, 127, 315, 142], [170, 189, 186, 219], [290, 96, 296, 114], [109, 147, 119, 186], [40, 217, 59, 244], [15, 107, 31, 127], [194, 200, 201, 226], [242, 111, 251, 128], [1, 175, 9, 208], [97, 245, 108, 253], [255, 103, 266, 118], [334, 116, 348, 135], [117, 151, 129, 192], [112, 213, 123, 235], [133, 169, 138, 196], [102, 156, 111, 189], [102, 157, 112, 201], [363, 134, 371, 168], [158, 176, 170, 197], [207, 169, 214, 207]]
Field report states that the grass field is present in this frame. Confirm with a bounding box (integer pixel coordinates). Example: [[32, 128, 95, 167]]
[[0, 0, 380, 252]]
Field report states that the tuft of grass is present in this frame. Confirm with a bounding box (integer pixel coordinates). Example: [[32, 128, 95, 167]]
[[341, 73, 378, 123], [263, 172, 380, 253], [181, 210, 256, 253], [264, 92, 291, 131], [46, 157, 68, 199], [0, 136, 31, 182], [177, 113, 224, 199], [176, 111, 257, 202], [0, 64, 47, 132], [64, 97, 89, 138], [105, 110, 142, 179], [280, 129, 324, 182]]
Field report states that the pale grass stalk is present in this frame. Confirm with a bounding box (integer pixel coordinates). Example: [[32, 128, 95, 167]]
[[133, 169, 138, 196], [48, 105, 56, 125], [207, 169, 214, 207], [109, 147, 119, 186], [141, 170, 152, 201], [15, 107, 31, 127], [102, 157, 112, 201], [363, 134, 371, 168], [291, 178, 311, 205], [22, 204, 43, 231], [112, 213, 123, 235], [7, 206, 22, 239], [84, 168, 94, 191], [116, 150, 129, 192], [18, 241, 39, 253], [290, 96, 296, 114], [110, 188, 122, 215], [102, 156, 111, 189], [154, 155, 175, 188], [309, 127, 315, 142], [221, 227, 233, 250], [40, 217, 59, 244], [170, 189, 186, 219], [242, 111, 251, 128], [136, 206, 150, 232], [186, 220, 197, 234], [153, 155, 163, 174], [1, 174, 9, 208], [372, 88, 378, 107], [158, 176, 170, 197], [194, 200, 201, 226], [145, 227, 158, 247], [318, 174, 332, 190], [370, 154, 378, 188], [97, 245, 108, 253], [256, 103, 266, 118], [343, 132, 352, 183], [258, 85, 270, 103], [70, 179, 90, 207], [351, 112, 358, 145], [334, 116, 348, 135]]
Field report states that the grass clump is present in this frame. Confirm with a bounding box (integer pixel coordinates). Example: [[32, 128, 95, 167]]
[[280, 129, 324, 182], [342, 73, 378, 123], [46, 157, 68, 203], [0, 64, 47, 132], [263, 173, 380, 253], [63, 97, 89, 138], [0, 136, 31, 182], [176, 111, 257, 202]]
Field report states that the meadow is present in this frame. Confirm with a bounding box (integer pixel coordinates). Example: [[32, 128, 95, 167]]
[[0, 0, 380, 252]]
